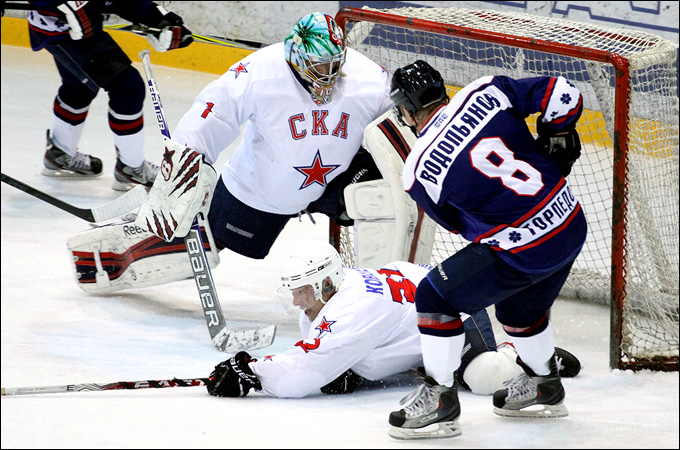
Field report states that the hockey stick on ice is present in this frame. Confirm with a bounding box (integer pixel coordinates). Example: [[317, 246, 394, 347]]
[[138, 49, 276, 353], [1, 377, 211, 396], [1, 172, 147, 224]]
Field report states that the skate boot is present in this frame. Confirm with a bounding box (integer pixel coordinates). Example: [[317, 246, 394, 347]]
[[388, 367, 461, 440], [112, 150, 159, 191], [42, 130, 103, 177], [499, 343, 581, 378], [493, 351, 568, 418]]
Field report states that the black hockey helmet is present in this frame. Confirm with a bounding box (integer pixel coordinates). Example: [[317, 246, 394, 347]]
[[390, 60, 448, 118]]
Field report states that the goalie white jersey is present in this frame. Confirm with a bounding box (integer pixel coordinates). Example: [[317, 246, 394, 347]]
[[250, 262, 429, 398], [172, 43, 393, 215]]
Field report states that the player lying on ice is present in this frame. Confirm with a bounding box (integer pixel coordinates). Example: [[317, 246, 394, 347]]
[[205, 242, 580, 399]]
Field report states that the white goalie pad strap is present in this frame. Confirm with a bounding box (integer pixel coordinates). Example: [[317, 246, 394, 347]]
[[348, 110, 435, 268], [135, 139, 218, 242], [67, 216, 219, 294]]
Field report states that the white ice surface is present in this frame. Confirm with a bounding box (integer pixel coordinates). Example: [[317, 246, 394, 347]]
[[2, 44, 678, 449]]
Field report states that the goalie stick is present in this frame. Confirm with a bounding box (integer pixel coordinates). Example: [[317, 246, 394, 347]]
[[138, 49, 276, 353], [1, 172, 147, 224], [1, 377, 210, 396]]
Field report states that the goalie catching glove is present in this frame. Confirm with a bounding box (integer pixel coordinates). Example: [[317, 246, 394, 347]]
[[135, 139, 217, 242], [207, 352, 262, 397], [536, 115, 582, 177]]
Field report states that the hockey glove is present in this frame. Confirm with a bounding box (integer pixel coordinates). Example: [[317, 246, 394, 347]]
[[320, 369, 365, 394], [145, 6, 193, 52], [207, 352, 262, 397], [56, 1, 102, 40], [135, 139, 217, 242], [536, 116, 582, 177]]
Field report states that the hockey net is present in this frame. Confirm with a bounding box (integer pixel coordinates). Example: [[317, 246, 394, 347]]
[[332, 6, 679, 371]]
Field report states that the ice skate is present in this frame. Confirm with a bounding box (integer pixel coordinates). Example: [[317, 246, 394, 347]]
[[112, 151, 159, 191], [498, 343, 581, 378], [493, 352, 568, 418], [388, 368, 461, 440], [42, 129, 103, 177]]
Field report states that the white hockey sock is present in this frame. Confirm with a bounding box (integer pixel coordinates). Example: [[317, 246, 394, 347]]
[[110, 108, 145, 168], [52, 116, 86, 156], [510, 321, 555, 376], [420, 333, 465, 387]]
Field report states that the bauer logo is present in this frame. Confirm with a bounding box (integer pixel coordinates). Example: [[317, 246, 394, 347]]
[[186, 234, 220, 328]]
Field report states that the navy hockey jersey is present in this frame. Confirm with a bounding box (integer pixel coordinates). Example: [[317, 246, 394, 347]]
[[402, 76, 587, 273]]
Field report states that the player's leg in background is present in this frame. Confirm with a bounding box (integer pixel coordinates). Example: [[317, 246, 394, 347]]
[[42, 42, 101, 177]]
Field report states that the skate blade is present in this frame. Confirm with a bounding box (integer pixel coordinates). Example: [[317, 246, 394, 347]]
[[41, 167, 102, 178], [494, 402, 568, 418], [388, 420, 461, 440]]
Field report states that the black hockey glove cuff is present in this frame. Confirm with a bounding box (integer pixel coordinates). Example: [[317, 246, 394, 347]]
[[536, 116, 582, 177], [207, 352, 261, 397], [320, 369, 365, 394]]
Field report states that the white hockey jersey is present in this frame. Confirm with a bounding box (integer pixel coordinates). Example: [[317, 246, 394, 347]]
[[250, 262, 431, 398], [173, 43, 393, 214]]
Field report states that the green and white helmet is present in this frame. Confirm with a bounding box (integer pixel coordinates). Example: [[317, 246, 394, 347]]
[[284, 12, 346, 104]]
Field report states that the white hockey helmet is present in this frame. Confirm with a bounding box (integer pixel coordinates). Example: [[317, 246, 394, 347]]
[[280, 241, 345, 301], [284, 12, 346, 104]]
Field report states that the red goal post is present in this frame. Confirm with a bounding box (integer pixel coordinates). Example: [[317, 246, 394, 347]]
[[331, 6, 679, 371]]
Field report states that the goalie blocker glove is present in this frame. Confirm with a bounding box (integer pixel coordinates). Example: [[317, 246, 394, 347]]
[[135, 139, 217, 242], [536, 115, 582, 177], [207, 352, 262, 397]]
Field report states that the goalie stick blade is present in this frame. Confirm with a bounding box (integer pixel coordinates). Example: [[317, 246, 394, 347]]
[[216, 325, 277, 353], [90, 185, 148, 224]]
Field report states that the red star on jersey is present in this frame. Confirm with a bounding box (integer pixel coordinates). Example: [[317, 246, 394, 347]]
[[294, 150, 339, 189], [229, 62, 249, 78], [315, 316, 336, 337]]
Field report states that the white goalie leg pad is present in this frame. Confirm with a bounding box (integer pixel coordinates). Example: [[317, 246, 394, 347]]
[[67, 216, 219, 294], [344, 179, 417, 269], [350, 110, 437, 269]]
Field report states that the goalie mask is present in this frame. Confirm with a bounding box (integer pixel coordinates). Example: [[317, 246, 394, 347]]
[[390, 60, 448, 128], [278, 242, 345, 314], [284, 12, 346, 105]]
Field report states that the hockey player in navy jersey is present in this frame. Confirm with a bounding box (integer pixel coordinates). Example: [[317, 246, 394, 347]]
[[386, 61, 586, 439], [204, 242, 581, 399], [28, 1, 192, 189]]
